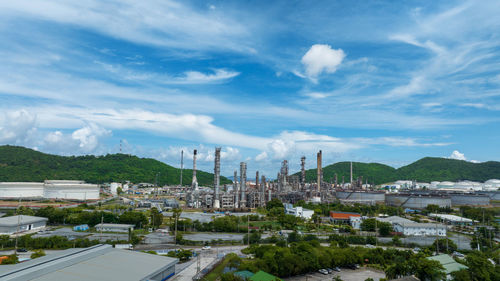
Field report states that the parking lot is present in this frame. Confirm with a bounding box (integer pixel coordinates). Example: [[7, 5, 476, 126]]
[[284, 268, 386, 281]]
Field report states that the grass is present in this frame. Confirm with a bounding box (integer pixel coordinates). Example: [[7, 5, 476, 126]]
[[204, 254, 239, 281]]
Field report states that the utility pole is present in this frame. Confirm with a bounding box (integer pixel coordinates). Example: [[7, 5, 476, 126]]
[[247, 215, 250, 245], [180, 150, 183, 186]]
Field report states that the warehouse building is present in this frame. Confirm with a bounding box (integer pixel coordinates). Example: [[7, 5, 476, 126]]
[[0, 244, 178, 281], [283, 204, 314, 220], [393, 222, 446, 236], [429, 214, 475, 226], [0, 215, 48, 235], [95, 223, 134, 233], [0, 180, 99, 201]]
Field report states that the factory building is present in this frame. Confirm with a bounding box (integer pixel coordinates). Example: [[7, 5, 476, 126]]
[[385, 194, 451, 209], [429, 214, 475, 226], [95, 223, 134, 233], [0, 215, 48, 235], [393, 222, 446, 236], [283, 203, 314, 220], [0, 180, 99, 201], [0, 244, 178, 281]]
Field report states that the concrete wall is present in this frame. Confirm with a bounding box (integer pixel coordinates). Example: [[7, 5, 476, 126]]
[[0, 182, 99, 200], [0, 182, 44, 198], [43, 184, 99, 200], [385, 194, 451, 209], [0, 221, 46, 235], [450, 194, 490, 206], [335, 191, 385, 202]]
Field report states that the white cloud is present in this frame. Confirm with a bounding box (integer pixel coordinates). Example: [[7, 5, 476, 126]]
[[0, 110, 37, 144], [447, 150, 480, 163], [255, 151, 268, 161], [449, 150, 466, 160], [0, 0, 253, 53], [176, 69, 240, 84], [71, 124, 111, 153], [301, 44, 345, 80]]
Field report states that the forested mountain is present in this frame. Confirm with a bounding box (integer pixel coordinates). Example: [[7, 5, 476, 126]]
[[294, 157, 500, 185], [0, 145, 231, 186]]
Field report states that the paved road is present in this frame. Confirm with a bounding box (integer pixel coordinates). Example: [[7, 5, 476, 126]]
[[170, 245, 246, 281], [285, 268, 386, 281]]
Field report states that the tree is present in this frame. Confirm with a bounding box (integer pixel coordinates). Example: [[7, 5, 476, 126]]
[[451, 269, 473, 281], [242, 232, 261, 244], [361, 218, 376, 232], [30, 249, 46, 259], [392, 236, 402, 247], [413, 258, 445, 281], [2, 254, 18, 264], [378, 222, 393, 237], [432, 238, 457, 254], [266, 198, 283, 210], [116, 187, 123, 195], [464, 251, 497, 281], [150, 207, 163, 229]]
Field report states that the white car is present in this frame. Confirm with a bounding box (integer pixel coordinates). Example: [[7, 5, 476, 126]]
[[202, 246, 211, 250], [318, 269, 328, 275]]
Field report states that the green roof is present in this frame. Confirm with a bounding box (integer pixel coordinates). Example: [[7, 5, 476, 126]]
[[249, 271, 282, 281], [234, 270, 255, 279], [427, 254, 468, 275]]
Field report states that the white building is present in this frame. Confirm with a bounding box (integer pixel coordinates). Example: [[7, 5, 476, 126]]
[[429, 213, 475, 226], [95, 223, 134, 233], [0, 215, 48, 235], [284, 204, 314, 220], [393, 222, 446, 236], [0, 180, 99, 201]]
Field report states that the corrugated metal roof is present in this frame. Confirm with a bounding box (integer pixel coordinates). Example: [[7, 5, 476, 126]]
[[427, 254, 468, 275], [0, 244, 178, 281], [0, 215, 48, 226]]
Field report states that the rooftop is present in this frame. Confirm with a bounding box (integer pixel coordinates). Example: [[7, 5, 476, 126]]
[[0, 244, 178, 281], [429, 213, 474, 223], [427, 254, 468, 275], [95, 223, 135, 228], [0, 215, 48, 226], [249, 270, 282, 281]]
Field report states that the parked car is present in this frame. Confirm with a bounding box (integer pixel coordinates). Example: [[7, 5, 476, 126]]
[[318, 269, 328, 275], [333, 267, 341, 272], [365, 244, 375, 248], [202, 246, 211, 250], [17, 248, 28, 253], [326, 268, 333, 274]]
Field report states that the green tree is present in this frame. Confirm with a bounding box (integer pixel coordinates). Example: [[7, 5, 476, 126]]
[[413, 258, 445, 281], [378, 222, 393, 237], [432, 238, 457, 254], [30, 249, 46, 259], [266, 198, 283, 210], [361, 218, 376, 232], [150, 207, 163, 229], [464, 251, 498, 281]]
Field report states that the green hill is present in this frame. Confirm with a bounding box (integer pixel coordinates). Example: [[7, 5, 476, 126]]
[[299, 162, 397, 185], [395, 157, 500, 183], [0, 145, 231, 186], [294, 157, 500, 185]]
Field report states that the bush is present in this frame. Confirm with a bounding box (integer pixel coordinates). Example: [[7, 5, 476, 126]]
[[30, 249, 46, 259]]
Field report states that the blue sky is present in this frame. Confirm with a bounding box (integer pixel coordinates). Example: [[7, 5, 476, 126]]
[[1, 0, 499, 178]]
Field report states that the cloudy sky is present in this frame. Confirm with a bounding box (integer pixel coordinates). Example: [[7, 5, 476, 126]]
[[1, 0, 499, 178]]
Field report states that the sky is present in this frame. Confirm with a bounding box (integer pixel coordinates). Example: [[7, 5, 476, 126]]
[[1, 0, 499, 178]]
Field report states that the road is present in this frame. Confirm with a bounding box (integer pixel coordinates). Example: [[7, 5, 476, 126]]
[[170, 245, 246, 281], [285, 268, 386, 281]]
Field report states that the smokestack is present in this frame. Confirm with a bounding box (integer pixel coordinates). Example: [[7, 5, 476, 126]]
[[255, 171, 259, 189], [300, 156, 306, 187], [213, 147, 221, 208], [317, 150, 322, 192], [240, 162, 247, 207], [180, 150, 183, 186], [192, 149, 198, 190], [234, 170, 239, 207], [350, 161, 353, 187], [261, 175, 266, 205]]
